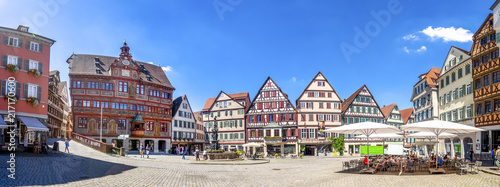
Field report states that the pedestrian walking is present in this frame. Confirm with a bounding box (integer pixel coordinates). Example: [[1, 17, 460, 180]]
[[24, 133, 28, 149], [469, 149, 474, 162], [139, 143, 144, 158], [182, 146, 186, 160], [492, 147, 497, 166], [146, 144, 151, 159], [203, 149, 207, 160], [195, 148, 200, 161], [64, 138, 70, 153]]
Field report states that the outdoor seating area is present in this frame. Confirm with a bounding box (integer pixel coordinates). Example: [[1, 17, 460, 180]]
[[341, 156, 485, 175]]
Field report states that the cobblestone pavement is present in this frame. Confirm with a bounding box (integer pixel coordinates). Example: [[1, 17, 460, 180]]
[[1, 140, 499, 187]]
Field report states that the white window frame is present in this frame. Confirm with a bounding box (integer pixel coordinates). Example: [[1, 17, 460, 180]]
[[458, 87, 463, 98], [301, 102, 305, 109], [309, 129, 315, 139], [325, 114, 331, 121], [28, 84, 37, 98], [29, 60, 38, 70], [446, 93, 450, 103], [30, 42, 40, 52], [451, 90, 455, 101], [440, 96, 444, 105], [314, 92, 319, 97], [452, 110, 456, 121], [466, 106, 471, 118], [458, 108, 463, 120], [466, 84, 471, 95], [8, 37, 18, 47], [334, 114, 339, 121], [301, 129, 307, 139], [7, 55, 18, 65]]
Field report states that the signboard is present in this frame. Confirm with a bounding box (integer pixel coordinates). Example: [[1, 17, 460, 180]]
[[118, 134, 129, 140], [454, 144, 461, 152], [387, 144, 403, 155], [360, 146, 383, 156], [318, 121, 325, 139]]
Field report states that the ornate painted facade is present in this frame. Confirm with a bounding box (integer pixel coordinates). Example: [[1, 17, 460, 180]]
[[68, 41, 174, 153], [246, 77, 299, 156]]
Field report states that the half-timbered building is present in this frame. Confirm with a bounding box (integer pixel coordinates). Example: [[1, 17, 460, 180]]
[[341, 85, 385, 155], [246, 77, 298, 156], [296, 72, 342, 155], [471, 12, 500, 153], [68, 41, 174, 153], [171, 95, 197, 154]]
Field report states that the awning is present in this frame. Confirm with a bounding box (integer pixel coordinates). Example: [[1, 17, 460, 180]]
[[19, 117, 49, 132], [0, 116, 8, 129]]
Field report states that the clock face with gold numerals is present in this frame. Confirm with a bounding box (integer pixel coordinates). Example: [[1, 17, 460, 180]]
[[122, 60, 130, 66]]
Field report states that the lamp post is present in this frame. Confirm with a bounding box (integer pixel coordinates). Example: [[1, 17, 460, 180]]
[[100, 102, 103, 142]]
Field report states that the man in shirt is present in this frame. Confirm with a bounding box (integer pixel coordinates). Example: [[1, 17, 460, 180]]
[[363, 156, 372, 167]]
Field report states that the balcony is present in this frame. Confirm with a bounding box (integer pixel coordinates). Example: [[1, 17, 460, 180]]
[[473, 58, 500, 77], [474, 82, 500, 100], [130, 128, 145, 137], [475, 111, 500, 127]]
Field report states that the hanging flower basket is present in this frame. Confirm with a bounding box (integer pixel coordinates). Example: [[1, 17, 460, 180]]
[[27, 97, 39, 107], [29, 69, 41, 77], [6, 64, 19, 73]]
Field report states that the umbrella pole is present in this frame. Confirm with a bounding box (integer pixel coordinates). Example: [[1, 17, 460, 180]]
[[366, 135, 370, 169], [436, 135, 439, 170]]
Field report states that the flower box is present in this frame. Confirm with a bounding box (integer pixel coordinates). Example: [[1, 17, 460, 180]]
[[28, 69, 41, 77], [6, 64, 19, 73], [27, 97, 39, 107]]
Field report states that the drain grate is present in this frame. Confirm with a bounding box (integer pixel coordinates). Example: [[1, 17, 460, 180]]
[[272, 168, 281, 171]]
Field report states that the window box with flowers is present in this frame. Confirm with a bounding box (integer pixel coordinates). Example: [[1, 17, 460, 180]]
[[6, 64, 19, 73], [26, 97, 39, 107], [4, 94, 17, 103], [28, 69, 41, 77]]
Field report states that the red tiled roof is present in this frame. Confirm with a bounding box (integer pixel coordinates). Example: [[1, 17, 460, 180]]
[[380, 103, 397, 119], [400, 108, 414, 124], [202, 92, 249, 111], [415, 67, 441, 88], [341, 85, 365, 113]]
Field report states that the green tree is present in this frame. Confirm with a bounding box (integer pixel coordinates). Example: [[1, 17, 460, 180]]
[[329, 135, 345, 156]]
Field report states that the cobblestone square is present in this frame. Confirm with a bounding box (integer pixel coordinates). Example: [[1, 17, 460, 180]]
[[1, 140, 499, 186]]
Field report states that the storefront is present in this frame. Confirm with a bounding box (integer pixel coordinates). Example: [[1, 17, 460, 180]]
[[18, 116, 49, 147], [0, 116, 7, 146]]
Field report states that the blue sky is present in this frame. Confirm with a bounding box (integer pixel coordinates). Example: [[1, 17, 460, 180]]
[[0, 0, 495, 111]]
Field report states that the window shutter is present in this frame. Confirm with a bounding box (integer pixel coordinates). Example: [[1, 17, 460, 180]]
[[448, 91, 451, 101], [462, 84, 465, 95], [18, 39, 23, 48], [469, 104, 473, 117], [25, 41, 30, 50], [39, 44, 43, 53], [16, 82, 21, 97], [2, 55, 6, 67], [0, 80, 5, 96], [455, 88, 458, 98], [24, 59, 29, 71], [3, 36, 8, 45], [37, 86, 41, 100], [470, 81, 473, 92], [16, 58, 22, 69], [38, 62, 43, 74], [462, 106, 466, 119], [23, 83, 28, 98], [316, 114, 318, 121]]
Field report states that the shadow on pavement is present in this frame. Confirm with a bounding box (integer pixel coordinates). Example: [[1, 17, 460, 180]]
[[0, 151, 136, 186]]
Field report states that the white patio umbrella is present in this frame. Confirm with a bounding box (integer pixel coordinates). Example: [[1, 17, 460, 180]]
[[357, 133, 404, 155], [407, 132, 457, 157], [324, 122, 401, 168], [242, 142, 262, 147], [401, 120, 484, 169]]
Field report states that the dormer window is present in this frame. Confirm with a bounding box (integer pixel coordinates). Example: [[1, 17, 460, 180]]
[[17, 25, 29, 32], [146, 75, 152, 81], [96, 69, 102, 74]]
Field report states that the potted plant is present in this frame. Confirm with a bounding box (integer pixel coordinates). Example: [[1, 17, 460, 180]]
[[299, 153, 303, 159], [300, 145, 305, 155], [27, 97, 39, 107], [4, 95, 17, 102], [28, 69, 41, 77], [6, 64, 19, 73], [274, 153, 279, 158], [260, 152, 265, 158]]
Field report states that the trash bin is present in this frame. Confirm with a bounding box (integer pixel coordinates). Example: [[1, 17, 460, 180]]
[[53, 142, 59, 152]]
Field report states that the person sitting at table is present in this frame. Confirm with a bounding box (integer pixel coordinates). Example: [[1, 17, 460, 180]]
[[364, 156, 373, 167], [390, 156, 400, 171], [376, 155, 383, 163], [437, 156, 443, 167], [404, 156, 414, 172], [373, 157, 388, 171]]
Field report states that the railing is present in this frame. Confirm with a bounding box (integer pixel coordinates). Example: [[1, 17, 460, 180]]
[[130, 128, 145, 136], [71, 132, 112, 153]]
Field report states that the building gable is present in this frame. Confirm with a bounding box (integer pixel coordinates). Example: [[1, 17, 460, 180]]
[[296, 72, 341, 102]]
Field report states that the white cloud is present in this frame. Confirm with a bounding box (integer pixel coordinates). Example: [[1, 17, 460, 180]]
[[403, 34, 419, 41], [404, 46, 426, 53], [416, 46, 427, 52], [147, 62, 153, 64], [162, 66, 172, 72], [420, 26, 473, 42], [291, 77, 296, 82]]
